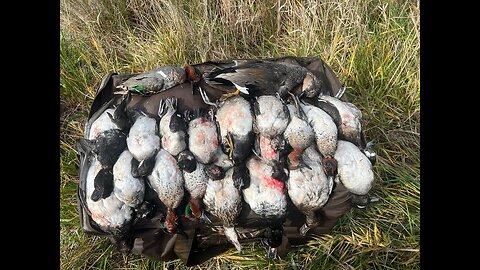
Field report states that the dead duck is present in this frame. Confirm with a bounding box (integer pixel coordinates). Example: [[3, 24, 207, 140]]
[[158, 97, 188, 156], [147, 149, 185, 234], [334, 140, 375, 208], [126, 109, 161, 178], [283, 101, 315, 169], [115, 66, 187, 96], [210, 94, 255, 164], [185, 108, 220, 164], [299, 102, 338, 157], [299, 101, 338, 182], [203, 60, 322, 99], [78, 128, 128, 201], [203, 167, 244, 252], [316, 88, 363, 147], [181, 153, 211, 223], [88, 92, 132, 139], [316, 89, 377, 165], [112, 149, 145, 208], [85, 156, 134, 254], [243, 157, 288, 259], [184, 108, 234, 181], [88, 108, 118, 140], [287, 145, 334, 236], [250, 94, 292, 167]]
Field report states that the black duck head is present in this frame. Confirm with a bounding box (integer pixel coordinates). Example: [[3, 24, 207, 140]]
[[204, 164, 225, 180], [177, 150, 197, 173], [107, 91, 132, 131], [322, 155, 338, 183], [301, 72, 323, 98]]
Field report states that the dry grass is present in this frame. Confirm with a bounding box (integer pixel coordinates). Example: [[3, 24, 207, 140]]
[[60, 0, 420, 269]]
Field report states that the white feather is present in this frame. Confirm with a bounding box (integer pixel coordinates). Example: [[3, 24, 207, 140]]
[[334, 140, 374, 195], [232, 81, 249, 94]]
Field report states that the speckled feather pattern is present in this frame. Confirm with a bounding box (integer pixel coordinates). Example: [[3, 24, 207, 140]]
[[86, 157, 132, 230], [154, 66, 187, 90], [188, 117, 219, 164], [254, 96, 289, 138], [318, 95, 362, 145], [119, 66, 187, 92], [284, 104, 315, 150], [183, 162, 208, 199], [287, 146, 333, 225], [334, 140, 374, 195], [243, 157, 287, 219], [147, 149, 185, 209], [203, 168, 242, 227], [300, 103, 338, 156], [113, 150, 145, 207], [126, 116, 160, 161], [159, 108, 187, 156], [216, 96, 253, 138], [88, 108, 118, 140]]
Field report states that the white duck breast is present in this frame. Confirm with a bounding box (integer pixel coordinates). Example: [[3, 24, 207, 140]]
[[334, 140, 374, 195], [113, 150, 145, 207], [243, 157, 287, 219], [147, 149, 185, 210], [126, 115, 160, 162], [88, 108, 118, 140], [300, 103, 338, 156], [183, 162, 208, 199], [86, 157, 132, 229], [283, 104, 314, 150], [317, 95, 363, 146], [287, 146, 334, 220], [161, 130, 187, 156], [203, 168, 243, 251], [253, 95, 289, 138], [188, 117, 220, 164], [159, 105, 187, 157], [216, 96, 253, 139]]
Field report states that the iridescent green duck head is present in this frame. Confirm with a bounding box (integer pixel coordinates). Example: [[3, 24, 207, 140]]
[[184, 65, 202, 83]]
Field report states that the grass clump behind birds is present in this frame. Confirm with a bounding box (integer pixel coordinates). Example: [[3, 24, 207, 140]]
[[60, 0, 419, 268]]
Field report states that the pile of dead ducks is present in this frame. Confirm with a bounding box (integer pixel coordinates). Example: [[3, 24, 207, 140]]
[[78, 60, 378, 258]]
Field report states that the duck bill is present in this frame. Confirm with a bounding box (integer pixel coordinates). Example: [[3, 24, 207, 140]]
[[224, 226, 242, 252], [327, 175, 335, 184], [267, 247, 278, 259]]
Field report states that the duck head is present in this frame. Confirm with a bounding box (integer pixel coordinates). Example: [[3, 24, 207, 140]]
[[107, 91, 132, 131], [204, 164, 226, 180], [322, 155, 338, 183], [233, 163, 250, 189], [184, 65, 202, 83], [301, 72, 322, 98], [223, 132, 254, 164], [177, 150, 197, 173], [165, 208, 177, 234]]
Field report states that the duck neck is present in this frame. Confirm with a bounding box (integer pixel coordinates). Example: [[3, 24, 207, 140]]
[[165, 208, 177, 234]]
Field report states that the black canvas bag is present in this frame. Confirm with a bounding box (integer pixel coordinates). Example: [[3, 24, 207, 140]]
[[77, 56, 352, 266]]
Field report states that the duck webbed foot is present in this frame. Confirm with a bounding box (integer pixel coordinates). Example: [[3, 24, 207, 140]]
[[221, 89, 241, 99], [199, 86, 218, 107]]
